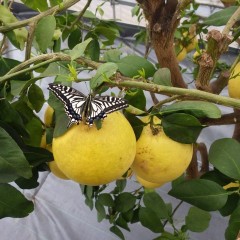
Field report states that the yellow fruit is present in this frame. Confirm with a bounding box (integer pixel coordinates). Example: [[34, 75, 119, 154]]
[[44, 105, 54, 127], [228, 62, 240, 99], [49, 161, 69, 180], [40, 131, 47, 148], [119, 168, 133, 179], [186, 37, 198, 52], [46, 145, 69, 180], [132, 116, 193, 184], [136, 175, 164, 189], [193, 50, 202, 63], [52, 112, 136, 186], [223, 182, 240, 190], [176, 46, 187, 62]]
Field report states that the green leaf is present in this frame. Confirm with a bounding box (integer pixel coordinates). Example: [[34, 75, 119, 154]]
[[110, 226, 125, 240], [139, 207, 164, 233], [95, 200, 106, 222], [209, 138, 240, 180], [0, 183, 34, 218], [143, 192, 169, 219], [24, 117, 43, 147], [201, 169, 232, 186], [116, 214, 130, 231], [40, 62, 60, 77], [28, 84, 45, 112], [185, 207, 211, 232], [90, 62, 118, 89], [69, 38, 92, 60], [203, 6, 238, 26], [115, 192, 136, 213], [117, 55, 155, 78], [20, 0, 48, 11], [114, 179, 127, 193], [35, 16, 56, 52], [0, 57, 31, 80], [103, 49, 122, 62], [124, 112, 144, 140], [225, 205, 240, 240], [68, 28, 82, 49], [0, 100, 28, 137], [0, 127, 32, 183], [0, 6, 28, 50], [125, 89, 146, 111], [48, 93, 69, 137], [23, 145, 53, 167], [94, 26, 118, 46], [162, 113, 203, 144], [98, 193, 114, 207], [169, 179, 228, 211], [85, 38, 100, 61], [225, 222, 240, 240], [219, 194, 239, 217], [11, 81, 27, 96], [15, 169, 39, 189], [160, 101, 221, 119], [153, 68, 172, 86], [49, 0, 63, 7]]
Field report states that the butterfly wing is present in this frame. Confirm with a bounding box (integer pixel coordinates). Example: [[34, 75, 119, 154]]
[[48, 83, 87, 127], [85, 95, 128, 125]]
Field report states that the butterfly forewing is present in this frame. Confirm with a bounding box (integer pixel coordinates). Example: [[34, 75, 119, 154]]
[[48, 83, 128, 127], [48, 83, 85, 126]]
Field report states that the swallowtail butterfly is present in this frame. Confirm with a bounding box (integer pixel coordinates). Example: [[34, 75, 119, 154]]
[[48, 83, 128, 127]]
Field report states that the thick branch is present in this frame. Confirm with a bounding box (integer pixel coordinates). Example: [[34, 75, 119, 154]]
[[138, 0, 191, 88], [195, 6, 240, 91]]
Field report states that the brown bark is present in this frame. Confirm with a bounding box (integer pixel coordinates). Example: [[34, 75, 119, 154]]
[[137, 0, 189, 88], [186, 145, 199, 179]]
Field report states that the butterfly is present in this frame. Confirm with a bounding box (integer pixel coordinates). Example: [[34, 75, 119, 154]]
[[48, 83, 128, 127]]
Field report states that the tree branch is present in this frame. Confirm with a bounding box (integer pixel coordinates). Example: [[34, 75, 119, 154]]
[[195, 6, 240, 91], [0, 0, 81, 33]]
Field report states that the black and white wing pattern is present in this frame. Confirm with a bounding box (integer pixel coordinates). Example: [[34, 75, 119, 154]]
[[48, 83, 128, 127]]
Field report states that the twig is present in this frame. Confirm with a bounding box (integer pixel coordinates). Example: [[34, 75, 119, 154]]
[[0, 0, 81, 33], [68, 0, 93, 30], [197, 143, 209, 174], [163, 200, 183, 227], [153, 95, 182, 109], [222, 6, 240, 36], [25, 21, 38, 61]]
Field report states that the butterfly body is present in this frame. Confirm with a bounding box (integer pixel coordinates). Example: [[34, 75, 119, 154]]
[[48, 83, 128, 127]]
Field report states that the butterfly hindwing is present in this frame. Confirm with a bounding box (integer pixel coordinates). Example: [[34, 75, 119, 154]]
[[48, 83, 128, 127]]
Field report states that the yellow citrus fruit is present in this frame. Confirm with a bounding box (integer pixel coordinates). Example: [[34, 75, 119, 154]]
[[46, 145, 69, 180], [44, 105, 54, 127], [176, 46, 187, 62], [136, 175, 164, 189], [49, 161, 69, 180], [228, 62, 240, 99], [186, 37, 198, 52], [193, 50, 203, 63], [132, 116, 193, 184], [223, 182, 240, 190], [52, 112, 136, 186], [40, 131, 47, 148]]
